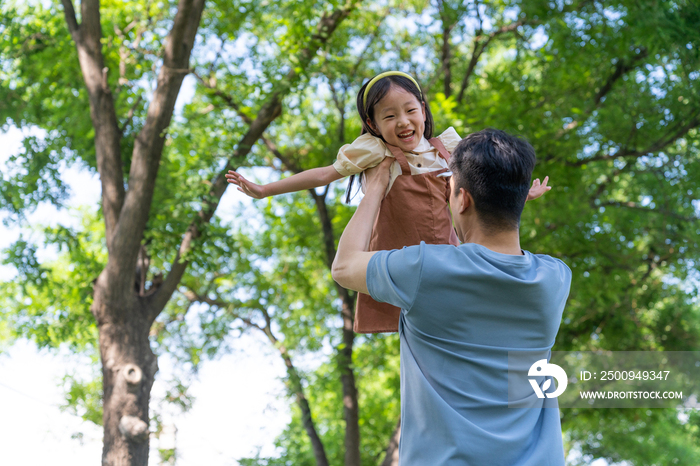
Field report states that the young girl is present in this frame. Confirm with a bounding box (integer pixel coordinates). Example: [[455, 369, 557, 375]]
[[226, 71, 549, 333]]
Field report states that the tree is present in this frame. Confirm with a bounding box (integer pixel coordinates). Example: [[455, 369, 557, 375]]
[[218, 1, 700, 463], [1, 0, 361, 464], [3, 0, 700, 465]]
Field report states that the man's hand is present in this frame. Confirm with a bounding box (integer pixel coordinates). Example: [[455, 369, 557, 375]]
[[363, 157, 393, 194], [226, 170, 266, 199], [527, 176, 551, 201]]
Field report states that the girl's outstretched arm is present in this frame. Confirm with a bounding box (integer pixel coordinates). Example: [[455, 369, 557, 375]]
[[226, 165, 345, 199], [526, 176, 551, 201]]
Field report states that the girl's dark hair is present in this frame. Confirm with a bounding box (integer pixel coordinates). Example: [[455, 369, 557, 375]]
[[345, 74, 434, 203]]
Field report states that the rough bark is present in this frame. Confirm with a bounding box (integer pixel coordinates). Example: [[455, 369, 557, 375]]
[[97, 301, 158, 466]]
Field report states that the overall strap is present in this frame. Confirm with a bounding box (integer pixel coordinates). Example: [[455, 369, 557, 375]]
[[385, 143, 411, 175], [428, 137, 451, 161]]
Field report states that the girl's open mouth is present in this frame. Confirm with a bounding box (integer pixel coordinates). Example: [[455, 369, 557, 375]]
[[398, 130, 415, 141]]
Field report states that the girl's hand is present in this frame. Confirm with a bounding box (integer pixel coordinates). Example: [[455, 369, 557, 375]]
[[527, 176, 551, 201], [363, 157, 393, 193], [225, 170, 266, 199]]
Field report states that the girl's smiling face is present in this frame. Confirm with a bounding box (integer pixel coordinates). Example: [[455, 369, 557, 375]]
[[367, 85, 426, 152]]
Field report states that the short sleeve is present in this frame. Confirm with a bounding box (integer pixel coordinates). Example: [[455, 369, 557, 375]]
[[333, 133, 389, 177], [436, 127, 462, 154], [366, 242, 426, 310]]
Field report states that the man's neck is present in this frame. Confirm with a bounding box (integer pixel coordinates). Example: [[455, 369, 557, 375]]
[[460, 227, 523, 256]]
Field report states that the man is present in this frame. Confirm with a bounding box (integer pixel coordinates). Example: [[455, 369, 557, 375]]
[[332, 128, 571, 465]]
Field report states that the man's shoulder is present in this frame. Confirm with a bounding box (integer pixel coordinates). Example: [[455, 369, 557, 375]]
[[527, 252, 572, 281]]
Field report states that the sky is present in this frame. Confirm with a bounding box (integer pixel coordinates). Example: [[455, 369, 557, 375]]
[[0, 80, 293, 465]]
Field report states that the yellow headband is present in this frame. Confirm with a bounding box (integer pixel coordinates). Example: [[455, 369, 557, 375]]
[[362, 71, 422, 109]]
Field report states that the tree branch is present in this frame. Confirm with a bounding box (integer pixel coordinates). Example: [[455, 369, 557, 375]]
[[183, 290, 263, 330], [194, 71, 254, 125], [552, 48, 650, 139], [456, 18, 530, 103], [108, 0, 205, 300], [262, 136, 303, 173], [62, 0, 126, 256], [256, 306, 330, 466], [568, 112, 700, 166], [183, 290, 330, 466], [456, 36, 485, 103], [119, 95, 144, 134], [60, 0, 79, 39], [597, 201, 698, 223], [258, 129, 360, 466], [149, 0, 362, 319], [349, 10, 387, 79], [593, 48, 648, 106]]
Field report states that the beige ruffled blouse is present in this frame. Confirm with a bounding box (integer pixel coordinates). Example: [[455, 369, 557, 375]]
[[332, 127, 461, 194]]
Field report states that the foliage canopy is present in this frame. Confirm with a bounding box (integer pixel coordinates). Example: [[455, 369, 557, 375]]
[[2, 0, 700, 464]]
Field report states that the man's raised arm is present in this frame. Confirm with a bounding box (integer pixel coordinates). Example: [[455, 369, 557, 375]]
[[331, 157, 393, 294]]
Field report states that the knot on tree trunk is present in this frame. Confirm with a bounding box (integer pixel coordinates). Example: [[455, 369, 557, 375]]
[[119, 415, 149, 443], [123, 363, 143, 392]]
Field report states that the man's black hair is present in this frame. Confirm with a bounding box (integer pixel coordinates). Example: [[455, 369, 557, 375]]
[[449, 128, 536, 231]]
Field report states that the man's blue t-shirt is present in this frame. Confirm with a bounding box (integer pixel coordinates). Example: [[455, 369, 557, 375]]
[[367, 242, 572, 466]]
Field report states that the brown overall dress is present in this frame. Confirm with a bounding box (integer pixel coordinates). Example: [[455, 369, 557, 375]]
[[354, 137, 460, 333]]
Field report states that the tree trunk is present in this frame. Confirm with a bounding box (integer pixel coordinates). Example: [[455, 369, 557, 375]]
[[263, 311, 330, 466], [441, 21, 452, 98], [60, 1, 205, 464], [340, 302, 361, 466], [380, 418, 401, 466], [96, 297, 158, 465], [310, 191, 361, 466]]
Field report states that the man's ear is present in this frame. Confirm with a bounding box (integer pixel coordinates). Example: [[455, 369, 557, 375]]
[[459, 188, 473, 214]]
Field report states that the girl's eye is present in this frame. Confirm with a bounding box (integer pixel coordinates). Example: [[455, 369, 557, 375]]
[[384, 115, 395, 120]]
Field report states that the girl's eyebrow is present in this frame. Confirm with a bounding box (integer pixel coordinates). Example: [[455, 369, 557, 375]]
[[378, 100, 416, 115]]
